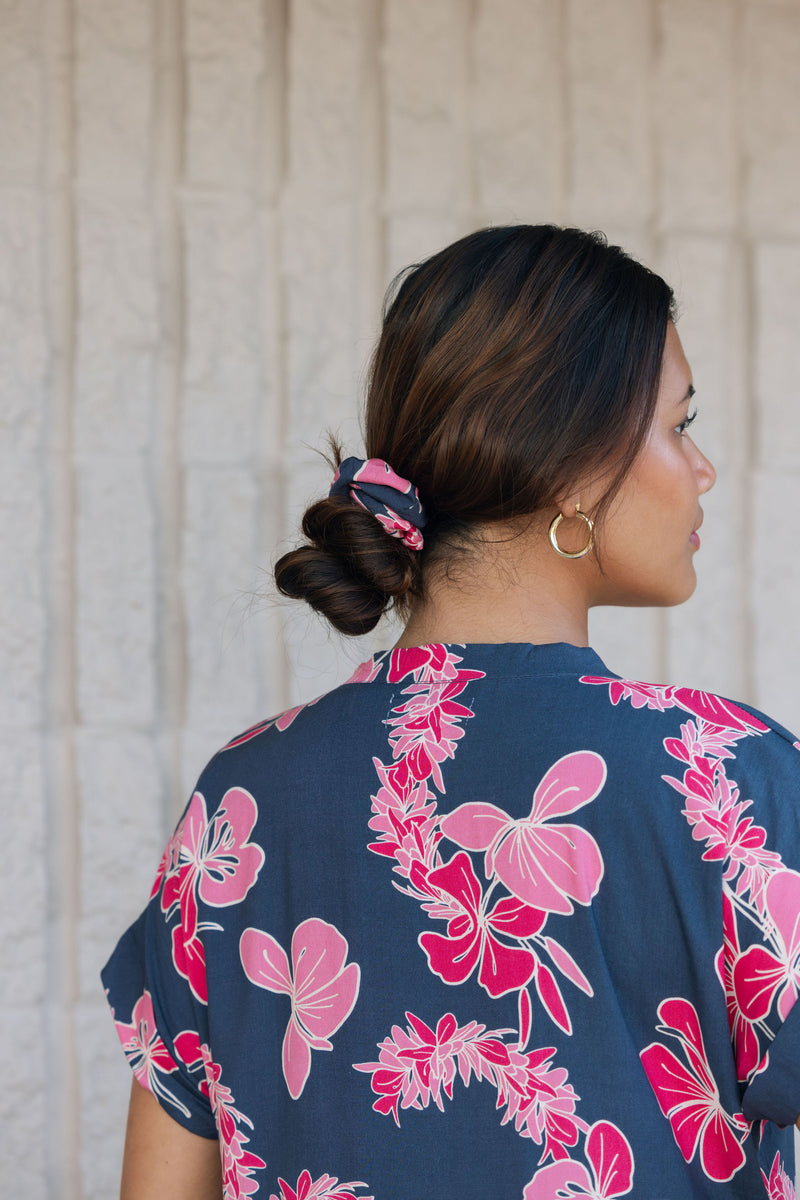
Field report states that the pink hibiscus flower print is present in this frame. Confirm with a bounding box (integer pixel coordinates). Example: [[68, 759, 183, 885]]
[[640, 997, 749, 1183], [270, 1171, 373, 1200], [240, 917, 360, 1099], [418, 850, 542, 998], [670, 688, 769, 735], [222, 657, 394, 749], [761, 1152, 797, 1200], [173, 1031, 265, 1199], [525, 1120, 634, 1199], [222, 694, 324, 749], [112, 989, 186, 1116], [733, 868, 800, 1024], [343, 656, 385, 685], [439, 751, 607, 914], [160, 787, 265, 1002], [717, 890, 761, 1081], [387, 643, 484, 685], [581, 675, 768, 736]]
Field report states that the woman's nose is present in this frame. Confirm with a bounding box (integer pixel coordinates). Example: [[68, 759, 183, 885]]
[[691, 438, 716, 495]]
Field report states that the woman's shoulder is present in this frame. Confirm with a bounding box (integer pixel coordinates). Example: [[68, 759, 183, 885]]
[[580, 661, 800, 765], [186, 659, 389, 799], [191, 646, 800, 804]]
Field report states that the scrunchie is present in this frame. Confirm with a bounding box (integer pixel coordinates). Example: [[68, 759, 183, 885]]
[[329, 457, 427, 550]]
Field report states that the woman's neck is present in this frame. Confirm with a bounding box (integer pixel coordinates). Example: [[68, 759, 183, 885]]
[[394, 529, 592, 649]]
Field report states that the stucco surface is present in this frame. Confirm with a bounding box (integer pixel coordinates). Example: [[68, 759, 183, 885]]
[[2, 2, 800, 1195]]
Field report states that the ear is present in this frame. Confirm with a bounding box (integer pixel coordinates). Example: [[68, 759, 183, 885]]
[[555, 492, 582, 520]]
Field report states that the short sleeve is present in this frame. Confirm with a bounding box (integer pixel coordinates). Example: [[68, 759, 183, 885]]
[[101, 820, 218, 1139], [742, 997, 800, 1125], [720, 719, 800, 1125]]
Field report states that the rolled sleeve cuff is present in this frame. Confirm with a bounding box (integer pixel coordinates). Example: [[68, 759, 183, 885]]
[[742, 997, 800, 1127], [101, 911, 218, 1139]]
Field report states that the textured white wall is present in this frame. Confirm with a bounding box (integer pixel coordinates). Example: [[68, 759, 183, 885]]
[[2, 1, 800, 1196]]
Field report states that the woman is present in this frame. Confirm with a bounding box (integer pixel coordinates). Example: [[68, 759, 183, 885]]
[[104, 226, 800, 1199]]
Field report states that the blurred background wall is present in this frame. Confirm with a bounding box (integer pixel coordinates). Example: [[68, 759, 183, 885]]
[[2, 0, 799, 1195]]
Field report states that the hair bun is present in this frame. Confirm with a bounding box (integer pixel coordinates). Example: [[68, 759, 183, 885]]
[[274, 496, 420, 636]]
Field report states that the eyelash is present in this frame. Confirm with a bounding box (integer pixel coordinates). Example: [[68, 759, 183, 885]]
[[675, 409, 698, 436]]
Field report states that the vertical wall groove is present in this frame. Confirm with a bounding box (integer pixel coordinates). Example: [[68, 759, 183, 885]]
[[375, 0, 388, 309], [735, 0, 756, 707], [651, 0, 667, 690], [269, 0, 292, 706], [43, 0, 80, 1195], [649, 0, 668, 685], [555, 0, 570, 223], [456, 0, 474, 237], [356, 0, 385, 361], [152, 0, 186, 829]]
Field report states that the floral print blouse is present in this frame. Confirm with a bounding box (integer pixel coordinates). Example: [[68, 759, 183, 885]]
[[102, 642, 800, 1199]]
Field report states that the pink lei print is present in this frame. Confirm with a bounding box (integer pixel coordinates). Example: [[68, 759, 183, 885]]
[[583, 673, 800, 1182], [270, 1172, 373, 1200], [359, 647, 632, 1183], [240, 917, 360, 1099], [173, 1031, 266, 1199], [580, 676, 769, 736], [356, 1007, 634, 1192], [762, 1152, 797, 1200], [355, 1009, 588, 1162], [367, 646, 605, 1034], [156, 787, 265, 1003]]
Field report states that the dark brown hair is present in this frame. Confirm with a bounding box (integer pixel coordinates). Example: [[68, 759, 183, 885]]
[[275, 225, 675, 636]]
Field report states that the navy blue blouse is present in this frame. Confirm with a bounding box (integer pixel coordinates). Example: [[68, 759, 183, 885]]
[[103, 643, 800, 1199]]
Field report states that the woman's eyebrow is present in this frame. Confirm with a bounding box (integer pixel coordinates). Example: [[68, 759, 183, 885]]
[[677, 383, 696, 405]]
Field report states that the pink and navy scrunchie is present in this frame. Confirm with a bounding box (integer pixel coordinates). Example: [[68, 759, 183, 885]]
[[329, 457, 427, 550]]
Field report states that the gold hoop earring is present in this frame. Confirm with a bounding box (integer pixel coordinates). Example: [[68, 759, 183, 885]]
[[548, 506, 595, 560]]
